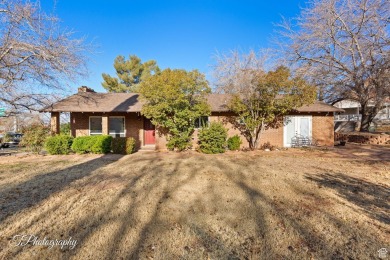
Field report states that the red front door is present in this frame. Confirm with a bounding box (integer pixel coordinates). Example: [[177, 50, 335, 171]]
[[144, 118, 156, 145]]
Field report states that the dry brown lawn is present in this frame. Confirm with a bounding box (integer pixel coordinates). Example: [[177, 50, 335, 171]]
[[0, 147, 389, 259]]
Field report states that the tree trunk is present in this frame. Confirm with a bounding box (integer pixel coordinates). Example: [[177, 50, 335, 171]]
[[248, 136, 255, 150], [359, 103, 377, 132], [251, 122, 264, 150]]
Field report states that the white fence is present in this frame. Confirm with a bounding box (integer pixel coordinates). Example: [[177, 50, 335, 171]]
[[334, 114, 361, 122]]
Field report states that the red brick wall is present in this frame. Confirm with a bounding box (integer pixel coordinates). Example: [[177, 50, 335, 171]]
[[335, 132, 390, 145], [70, 112, 144, 149], [312, 113, 335, 146], [70, 112, 335, 150], [153, 112, 284, 150], [209, 112, 335, 148], [208, 112, 283, 148]]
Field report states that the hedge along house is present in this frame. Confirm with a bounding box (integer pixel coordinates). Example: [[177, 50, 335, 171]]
[[41, 86, 344, 150]]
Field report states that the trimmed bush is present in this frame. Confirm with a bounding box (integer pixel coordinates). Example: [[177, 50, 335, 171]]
[[111, 137, 136, 154], [71, 136, 92, 154], [227, 135, 242, 151], [198, 122, 227, 154], [111, 137, 126, 154], [45, 135, 73, 155], [91, 135, 113, 154], [125, 137, 136, 154], [20, 123, 50, 153], [71, 135, 112, 154]]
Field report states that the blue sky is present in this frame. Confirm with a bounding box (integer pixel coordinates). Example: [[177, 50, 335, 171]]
[[43, 0, 305, 92]]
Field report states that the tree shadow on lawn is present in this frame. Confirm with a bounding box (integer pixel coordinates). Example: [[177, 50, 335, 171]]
[[62, 154, 213, 259], [71, 154, 384, 259], [3, 153, 387, 259], [306, 172, 390, 225], [211, 157, 387, 259], [211, 157, 330, 259], [0, 154, 123, 224]]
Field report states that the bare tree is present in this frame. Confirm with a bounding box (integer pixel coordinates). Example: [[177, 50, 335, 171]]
[[0, 0, 89, 113], [214, 50, 316, 149], [277, 0, 390, 131]]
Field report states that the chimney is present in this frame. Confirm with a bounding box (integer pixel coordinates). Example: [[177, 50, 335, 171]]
[[78, 86, 95, 93]]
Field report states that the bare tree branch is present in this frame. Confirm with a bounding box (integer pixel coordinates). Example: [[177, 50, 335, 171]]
[[276, 0, 390, 131], [0, 0, 90, 113]]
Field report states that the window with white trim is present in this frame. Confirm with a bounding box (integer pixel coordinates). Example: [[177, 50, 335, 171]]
[[109, 116, 125, 137], [194, 116, 209, 128], [89, 116, 102, 135]]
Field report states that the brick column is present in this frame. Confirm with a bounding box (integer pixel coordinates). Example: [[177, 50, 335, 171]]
[[50, 112, 60, 135], [102, 115, 109, 135], [70, 113, 76, 137]]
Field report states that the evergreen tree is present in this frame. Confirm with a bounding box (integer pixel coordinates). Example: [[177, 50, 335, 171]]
[[102, 55, 160, 92]]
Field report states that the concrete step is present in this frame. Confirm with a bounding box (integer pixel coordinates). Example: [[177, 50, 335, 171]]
[[139, 145, 156, 151]]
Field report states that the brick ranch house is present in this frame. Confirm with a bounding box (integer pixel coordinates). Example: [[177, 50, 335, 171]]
[[42, 86, 343, 150]]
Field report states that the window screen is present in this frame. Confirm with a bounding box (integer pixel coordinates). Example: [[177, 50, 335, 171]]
[[90, 117, 102, 135], [109, 117, 125, 137]]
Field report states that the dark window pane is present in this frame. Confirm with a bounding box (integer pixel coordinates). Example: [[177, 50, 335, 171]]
[[194, 116, 209, 128], [90, 117, 102, 134], [109, 117, 125, 137]]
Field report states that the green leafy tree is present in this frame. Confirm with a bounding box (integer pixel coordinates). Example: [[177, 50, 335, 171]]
[[20, 123, 50, 154], [102, 55, 160, 92], [215, 51, 316, 149], [60, 123, 71, 135], [230, 67, 315, 149], [139, 69, 211, 151]]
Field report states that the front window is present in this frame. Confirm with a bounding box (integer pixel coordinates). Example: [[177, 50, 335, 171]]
[[109, 117, 125, 137], [194, 116, 209, 128], [90, 117, 102, 135]]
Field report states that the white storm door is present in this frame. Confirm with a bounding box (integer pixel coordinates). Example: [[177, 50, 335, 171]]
[[284, 116, 296, 147], [283, 116, 312, 147]]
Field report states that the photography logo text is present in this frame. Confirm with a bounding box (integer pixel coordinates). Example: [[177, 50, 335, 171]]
[[12, 235, 77, 250]]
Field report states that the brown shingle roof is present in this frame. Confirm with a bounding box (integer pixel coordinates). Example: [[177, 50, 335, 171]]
[[295, 100, 344, 113], [42, 92, 143, 113], [41, 92, 343, 113], [206, 94, 344, 113]]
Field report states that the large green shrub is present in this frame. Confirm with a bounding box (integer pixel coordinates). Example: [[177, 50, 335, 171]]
[[20, 123, 50, 153], [71, 136, 92, 154], [91, 135, 113, 154], [125, 137, 136, 154], [167, 133, 192, 151], [227, 135, 242, 151], [111, 137, 125, 154], [71, 135, 112, 154], [45, 135, 73, 155], [111, 137, 136, 154], [198, 122, 227, 154]]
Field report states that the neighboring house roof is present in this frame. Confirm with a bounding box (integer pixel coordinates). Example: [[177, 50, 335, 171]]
[[334, 99, 390, 109], [41, 92, 343, 113]]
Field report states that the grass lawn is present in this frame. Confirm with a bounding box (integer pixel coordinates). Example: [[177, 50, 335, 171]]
[[0, 148, 389, 259]]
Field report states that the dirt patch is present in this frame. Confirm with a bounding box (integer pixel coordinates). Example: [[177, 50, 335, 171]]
[[0, 149, 388, 259]]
